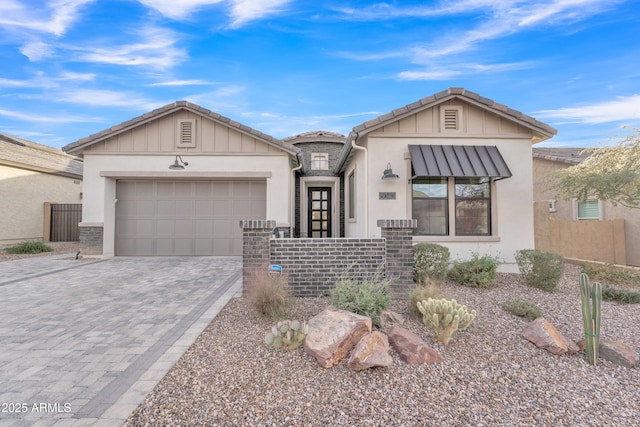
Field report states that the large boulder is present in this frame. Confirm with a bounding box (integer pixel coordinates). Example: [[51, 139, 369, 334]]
[[599, 339, 638, 368], [348, 331, 393, 371], [379, 310, 405, 330], [304, 307, 372, 368], [522, 317, 579, 355], [388, 326, 443, 365]]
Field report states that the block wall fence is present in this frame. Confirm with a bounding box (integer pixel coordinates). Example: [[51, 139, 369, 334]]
[[240, 219, 416, 297]]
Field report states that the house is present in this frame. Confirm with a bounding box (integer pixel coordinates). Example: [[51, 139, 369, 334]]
[[0, 133, 83, 245], [63, 88, 557, 272], [533, 147, 637, 267]]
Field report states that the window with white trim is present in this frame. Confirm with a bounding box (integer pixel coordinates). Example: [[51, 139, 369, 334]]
[[576, 199, 600, 220], [311, 153, 329, 170]]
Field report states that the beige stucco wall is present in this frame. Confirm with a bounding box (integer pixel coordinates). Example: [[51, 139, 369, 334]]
[[0, 165, 82, 245], [343, 100, 541, 272], [533, 157, 640, 266]]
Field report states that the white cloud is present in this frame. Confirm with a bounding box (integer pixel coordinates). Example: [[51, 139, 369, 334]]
[[20, 41, 54, 61], [72, 26, 187, 70], [147, 79, 211, 86], [0, 108, 96, 123], [536, 95, 640, 124], [0, 0, 94, 36], [55, 89, 159, 110], [397, 61, 534, 81], [136, 0, 224, 20], [229, 0, 293, 28]]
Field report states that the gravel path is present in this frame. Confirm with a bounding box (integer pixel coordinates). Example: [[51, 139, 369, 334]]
[[125, 264, 639, 426]]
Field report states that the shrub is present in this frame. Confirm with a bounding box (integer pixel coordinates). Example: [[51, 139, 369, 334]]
[[448, 253, 500, 288], [265, 320, 309, 350], [5, 241, 53, 254], [515, 249, 564, 292], [601, 283, 640, 304], [501, 298, 542, 321], [246, 269, 291, 319], [413, 243, 450, 282], [329, 268, 391, 327], [408, 277, 441, 319]]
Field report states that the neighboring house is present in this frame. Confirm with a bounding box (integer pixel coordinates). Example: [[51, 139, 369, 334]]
[[63, 88, 557, 271], [533, 147, 639, 267], [0, 133, 83, 245]]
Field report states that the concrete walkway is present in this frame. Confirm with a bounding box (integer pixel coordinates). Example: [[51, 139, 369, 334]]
[[0, 254, 243, 426]]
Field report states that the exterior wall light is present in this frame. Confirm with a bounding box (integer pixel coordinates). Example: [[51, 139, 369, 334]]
[[381, 163, 399, 180], [169, 155, 189, 170]]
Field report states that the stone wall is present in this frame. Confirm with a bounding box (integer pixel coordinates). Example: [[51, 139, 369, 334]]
[[78, 223, 103, 256]]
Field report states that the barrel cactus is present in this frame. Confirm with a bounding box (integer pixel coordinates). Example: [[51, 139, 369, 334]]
[[264, 319, 309, 350], [417, 298, 477, 345]]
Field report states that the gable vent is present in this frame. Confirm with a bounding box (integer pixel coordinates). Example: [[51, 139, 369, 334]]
[[440, 105, 463, 132], [444, 109, 458, 130], [176, 119, 196, 148]]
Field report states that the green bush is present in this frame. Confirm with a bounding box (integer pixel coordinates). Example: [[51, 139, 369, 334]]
[[408, 277, 441, 319], [329, 268, 391, 327], [601, 283, 640, 304], [413, 243, 450, 282], [515, 249, 564, 292], [246, 270, 292, 319], [448, 253, 500, 288], [5, 241, 53, 254], [501, 298, 542, 321]]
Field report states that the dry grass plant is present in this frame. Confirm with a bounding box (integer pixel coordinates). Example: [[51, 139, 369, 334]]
[[245, 268, 292, 319]]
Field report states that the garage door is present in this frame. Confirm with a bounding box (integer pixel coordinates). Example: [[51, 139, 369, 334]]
[[115, 180, 266, 255]]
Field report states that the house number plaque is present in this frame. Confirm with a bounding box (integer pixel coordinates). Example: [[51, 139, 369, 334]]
[[379, 192, 396, 200]]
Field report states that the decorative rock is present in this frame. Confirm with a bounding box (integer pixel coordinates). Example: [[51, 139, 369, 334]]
[[388, 326, 443, 365], [522, 317, 579, 355], [379, 310, 405, 330], [304, 307, 372, 368], [347, 331, 393, 371], [599, 340, 638, 368]]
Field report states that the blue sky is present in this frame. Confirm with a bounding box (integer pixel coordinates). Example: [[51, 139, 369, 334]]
[[1, 0, 639, 150]]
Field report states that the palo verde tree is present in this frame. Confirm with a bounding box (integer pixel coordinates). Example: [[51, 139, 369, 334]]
[[551, 128, 640, 208]]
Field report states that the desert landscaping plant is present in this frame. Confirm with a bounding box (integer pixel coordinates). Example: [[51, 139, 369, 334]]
[[501, 298, 542, 321], [246, 269, 291, 319], [5, 240, 53, 254], [601, 283, 640, 304], [515, 249, 565, 292], [413, 242, 450, 282], [448, 253, 500, 288], [417, 298, 476, 345], [579, 273, 602, 366], [265, 320, 309, 350], [581, 263, 640, 290], [328, 268, 391, 327], [408, 276, 441, 319]]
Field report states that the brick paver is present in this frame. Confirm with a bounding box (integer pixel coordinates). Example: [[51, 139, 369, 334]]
[[0, 255, 242, 426]]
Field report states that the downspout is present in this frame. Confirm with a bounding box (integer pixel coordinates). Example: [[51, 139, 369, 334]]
[[350, 132, 369, 236], [290, 153, 303, 237]]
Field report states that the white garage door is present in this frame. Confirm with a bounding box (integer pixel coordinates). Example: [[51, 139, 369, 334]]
[[115, 180, 266, 255]]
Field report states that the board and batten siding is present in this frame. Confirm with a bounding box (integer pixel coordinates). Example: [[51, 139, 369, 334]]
[[84, 111, 280, 154]]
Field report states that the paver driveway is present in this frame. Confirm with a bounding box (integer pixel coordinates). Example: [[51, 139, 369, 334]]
[[0, 255, 242, 426]]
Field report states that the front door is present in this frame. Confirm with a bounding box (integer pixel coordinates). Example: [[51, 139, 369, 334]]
[[308, 187, 331, 237]]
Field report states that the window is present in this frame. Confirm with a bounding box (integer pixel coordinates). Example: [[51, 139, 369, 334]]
[[412, 178, 448, 235], [311, 153, 329, 170], [455, 178, 490, 236], [412, 176, 492, 237], [348, 170, 356, 220], [549, 199, 557, 213], [577, 199, 600, 220]]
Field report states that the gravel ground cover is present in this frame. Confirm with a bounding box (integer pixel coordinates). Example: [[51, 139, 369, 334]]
[[126, 264, 639, 427]]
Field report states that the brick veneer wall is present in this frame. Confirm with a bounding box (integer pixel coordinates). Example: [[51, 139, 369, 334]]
[[79, 224, 103, 256], [241, 219, 416, 297], [270, 238, 386, 296]]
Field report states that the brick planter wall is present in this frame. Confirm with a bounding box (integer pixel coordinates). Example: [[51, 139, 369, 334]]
[[79, 223, 103, 256], [241, 219, 416, 298]]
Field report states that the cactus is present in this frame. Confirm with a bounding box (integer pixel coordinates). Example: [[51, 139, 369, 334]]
[[264, 320, 309, 351], [417, 298, 477, 345], [579, 273, 602, 366]]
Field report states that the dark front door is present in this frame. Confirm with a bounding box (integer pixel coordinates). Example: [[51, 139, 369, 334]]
[[308, 187, 331, 237]]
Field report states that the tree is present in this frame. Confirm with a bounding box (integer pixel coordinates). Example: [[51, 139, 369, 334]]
[[551, 129, 640, 208]]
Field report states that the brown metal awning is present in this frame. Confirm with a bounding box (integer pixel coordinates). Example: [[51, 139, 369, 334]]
[[409, 145, 512, 179]]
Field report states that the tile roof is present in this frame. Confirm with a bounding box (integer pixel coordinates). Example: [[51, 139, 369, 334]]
[[62, 101, 300, 156], [0, 133, 83, 178], [532, 147, 591, 165], [283, 130, 346, 144]]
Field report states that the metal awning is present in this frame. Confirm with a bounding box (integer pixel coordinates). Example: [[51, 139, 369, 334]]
[[409, 145, 512, 179]]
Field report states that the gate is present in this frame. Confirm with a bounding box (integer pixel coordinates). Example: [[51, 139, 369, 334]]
[[50, 204, 82, 242]]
